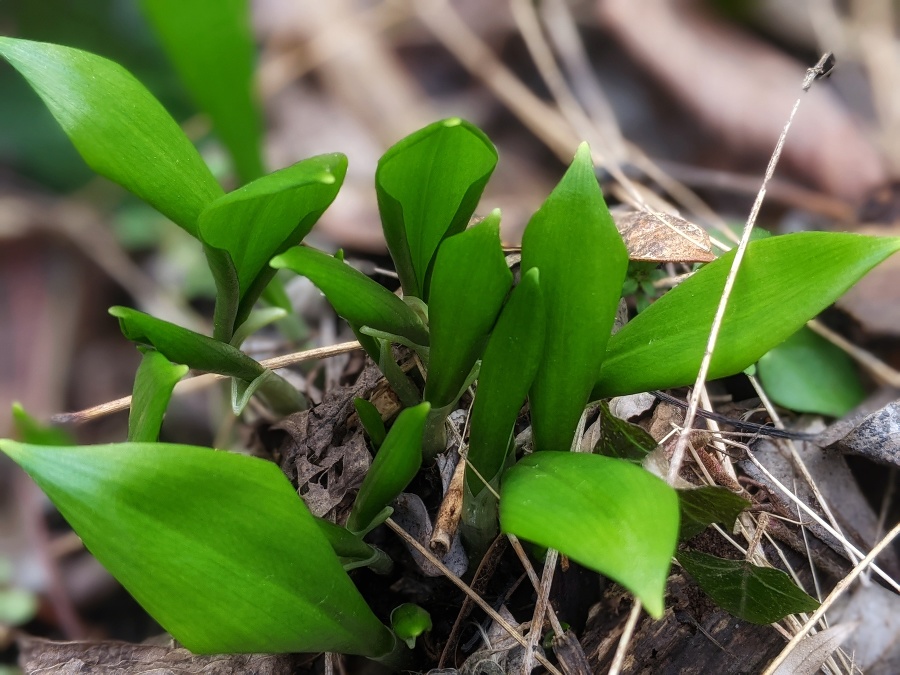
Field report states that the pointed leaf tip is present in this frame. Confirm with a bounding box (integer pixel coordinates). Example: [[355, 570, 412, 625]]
[[0, 440, 394, 655]]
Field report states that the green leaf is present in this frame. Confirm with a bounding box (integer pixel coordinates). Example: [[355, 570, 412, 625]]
[[199, 154, 347, 338], [347, 403, 430, 534], [522, 143, 628, 452], [110, 306, 263, 381], [140, 0, 265, 184], [424, 212, 512, 408], [128, 348, 189, 442], [677, 550, 819, 624], [500, 452, 679, 618], [314, 517, 392, 574], [230, 307, 288, 348], [595, 233, 900, 398], [11, 403, 71, 446], [271, 246, 429, 346], [0, 440, 395, 656], [678, 486, 750, 540], [354, 397, 388, 449], [0, 37, 223, 236], [110, 307, 303, 414], [466, 268, 544, 491], [375, 118, 498, 299], [757, 326, 865, 417], [391, 603, 432, 649], [591, 401, 658, 462]]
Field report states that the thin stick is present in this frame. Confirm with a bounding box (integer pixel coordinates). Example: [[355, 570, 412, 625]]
[[51, 341, 363, 424], [666, 54, 834, 485], [507, 535, 566, 639], [521, 548, 559, 675], [608, 598, 643, 675], [807, 318, 900, 387], [385, 518, 564, 675], [762, 520, 900, 675], [742, 451, 900, 594], [748, 373, 860, 566], [413, 0, 578, 163]]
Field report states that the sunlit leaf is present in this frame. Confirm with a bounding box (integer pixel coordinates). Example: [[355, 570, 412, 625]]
[[0, 37, 223, 236], [500, 452, 678, 617], [0, 440, 395, 656], [757, 326, 865, 417], [199, 154, 347, 338], [595, 233, 900, 398], [128, 348, 188, 442], [347, 403, 429, 534], [141, 0, 264, 183], [678, 486, 750, 540], [424, 212, 512, 408], [375, 118, 497, 299], [271, 246, 429, 346], [677, 550, 819, 624], [522, 143, 628, 452]]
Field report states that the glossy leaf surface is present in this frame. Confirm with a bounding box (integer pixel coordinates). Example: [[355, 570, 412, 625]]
[[347, 403, 429, 534], [110, 306, 262, 381], [500, 452, 678, 617], [595, 233, 900, 398], [0, 37, 223, 236], [677, 550, 819, 624], [522, 143, 628, 452], [128, 348, 188, 442], [757, 326, 865, 417], [0, 441, 395, 656], [424, 213, 512, 408], [271, 247, 429, 346], [200, 154, 347, 336], [466, 268, 544, 491], [678, 486, 750, 540], [141, 0, 264, 183], [375, 118, 497, 299]]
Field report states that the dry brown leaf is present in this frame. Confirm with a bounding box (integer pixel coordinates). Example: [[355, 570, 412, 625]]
[[613, 210, 715, 263]]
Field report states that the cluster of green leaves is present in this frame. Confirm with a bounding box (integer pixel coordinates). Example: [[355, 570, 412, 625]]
[[2, 16, 900, 662]]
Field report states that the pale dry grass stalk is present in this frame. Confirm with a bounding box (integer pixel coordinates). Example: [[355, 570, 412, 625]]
[[51, 341, 363, 424], [763, 521, 900, 674], [385, 517, 564, 675], [666, 54, 834, 485]]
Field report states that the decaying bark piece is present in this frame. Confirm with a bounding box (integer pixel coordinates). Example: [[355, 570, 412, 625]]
[[17, 636, 311, 675], [581, 574, 787, 673]]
